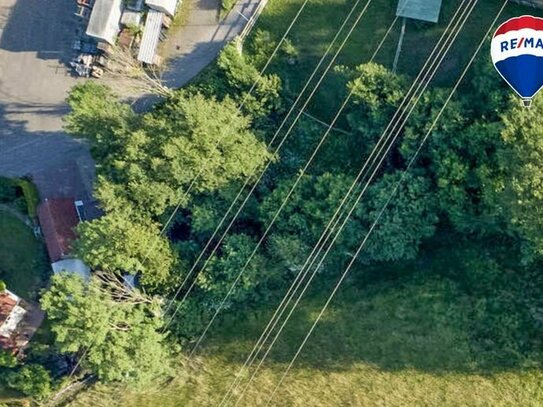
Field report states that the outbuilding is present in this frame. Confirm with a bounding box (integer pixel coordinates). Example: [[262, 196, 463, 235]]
[[137, 9, 165, 64], [86, 0, 123, 44], [396, 0, 443, 23]]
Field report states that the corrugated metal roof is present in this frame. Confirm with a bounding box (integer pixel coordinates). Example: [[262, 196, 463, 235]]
[[146, 0, 178, 17], [137, 10, 164, 64], [86, 0, 123, 44], [396, 0, 443, 23]]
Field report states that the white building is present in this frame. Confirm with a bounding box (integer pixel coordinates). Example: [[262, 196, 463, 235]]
[[137, 9, 165, 64], [86, 0, 123, 44]]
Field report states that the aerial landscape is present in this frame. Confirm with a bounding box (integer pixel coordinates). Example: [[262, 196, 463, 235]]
[[0, 0, 542, 405]]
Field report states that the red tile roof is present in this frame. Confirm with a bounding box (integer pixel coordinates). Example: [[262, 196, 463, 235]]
[[0, 292, 17, 326], [38, 198, 80, 262]]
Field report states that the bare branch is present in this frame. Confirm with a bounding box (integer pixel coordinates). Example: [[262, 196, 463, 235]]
[[102, 46, 174, 99]]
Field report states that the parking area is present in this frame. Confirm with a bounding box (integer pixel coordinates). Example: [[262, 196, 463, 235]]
[[0, 0, 94, 200]]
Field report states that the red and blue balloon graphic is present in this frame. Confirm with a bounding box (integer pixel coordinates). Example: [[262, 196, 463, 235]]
[[491, 15, 543, 107]]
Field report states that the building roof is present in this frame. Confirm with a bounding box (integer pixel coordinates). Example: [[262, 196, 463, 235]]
[[146, 0, 178, 17], [138, 10, 164, 64], [52, 259, 91, 281], [121, 9, 142, 26], [396, 0, 443, 23], [0, 291, 18, 327], [0, 292, 44, 354], [38, 198, 80, 262], [86, 0, 123, 44]]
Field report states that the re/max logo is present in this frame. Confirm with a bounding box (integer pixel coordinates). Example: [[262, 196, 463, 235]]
[[501, 37, 543, 52]]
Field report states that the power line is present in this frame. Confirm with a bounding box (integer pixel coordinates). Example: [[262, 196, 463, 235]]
[[65, 0, 313, 383], [213, 15, 406, 406], [178, 1, 400, 349], [162, 0, 376, 331], [264, 3, 508, 404], [157, 0, 315, 310], [225, 1, 478, 404]]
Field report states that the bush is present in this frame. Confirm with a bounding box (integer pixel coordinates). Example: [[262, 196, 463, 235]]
[[7, 364, 53, 400], [16, 179, 39, 218], [0, 350, 17, 368], [0, 177, 39, 217]]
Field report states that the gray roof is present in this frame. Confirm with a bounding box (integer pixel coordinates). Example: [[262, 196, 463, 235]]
[[137, 9, 163, 64], [396, 0, 443, 23], [52, 259, 91, 281], [86, 0, 123, 44]]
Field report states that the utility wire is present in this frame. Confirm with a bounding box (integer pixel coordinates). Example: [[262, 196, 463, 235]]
[[65, 0, 313, 383], [214, 11, 407, 406], [264, 3, 508, 404], [158, 0, 314, 311], [162, 0, 376, 330], [226, 1, 478, 404]]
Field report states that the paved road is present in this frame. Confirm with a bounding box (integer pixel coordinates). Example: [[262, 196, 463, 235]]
[[0, 0, 261, 201], [162, 0, 261, 88]]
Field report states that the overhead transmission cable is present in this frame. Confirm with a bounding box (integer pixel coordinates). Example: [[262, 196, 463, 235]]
[[143, 0, 313, 268], [224, 1, 480, 404], [204, 17, 404, 405], [162, 0, 376, 328], [264, 2, 508, 405], [64, 0, 313, 384]]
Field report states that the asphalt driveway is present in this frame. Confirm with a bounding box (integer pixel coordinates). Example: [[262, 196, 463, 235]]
[[0, 0, 94, 200]]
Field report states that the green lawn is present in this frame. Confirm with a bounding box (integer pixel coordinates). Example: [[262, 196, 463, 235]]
[[68, 272, 542, 407], [247, 0, 543, 120], [0, 210, 49, 299]]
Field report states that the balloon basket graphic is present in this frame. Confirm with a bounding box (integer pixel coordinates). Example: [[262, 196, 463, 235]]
[[522, 98, 533, 108]]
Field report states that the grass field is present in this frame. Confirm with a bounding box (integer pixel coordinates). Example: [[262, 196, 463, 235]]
[[0, 211, 49, 299], [247, 0, 543, 120], [68, 272, 542, 407]]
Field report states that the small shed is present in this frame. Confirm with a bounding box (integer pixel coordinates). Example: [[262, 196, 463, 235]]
[[137, 9, 164, 64], [52, 259, 91, 281], [86, 0, 123, 44], [146, 0, 178, 17], [396, 0, 443, 23]]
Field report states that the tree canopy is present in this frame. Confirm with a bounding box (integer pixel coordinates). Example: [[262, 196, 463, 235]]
[[40, 274, 172, 386]]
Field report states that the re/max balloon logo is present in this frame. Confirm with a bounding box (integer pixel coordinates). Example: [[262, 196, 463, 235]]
[[500, 37, 543, 52], [491, 15, 543, 107]]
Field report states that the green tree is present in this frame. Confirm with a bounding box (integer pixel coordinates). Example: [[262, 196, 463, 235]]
[[75, 211, 176, 289], [486, 94, 543, 262], [40, 274, 172, 386], [148, 92, 274, 194], [7, 364, 52, 400], [64, 82, 136, 162], [260, 173, 354, 243], [346, 63, 407, 140], [217, 43, 282, 117], [197, 234, 268, 304], [355, 172, 438, 263]]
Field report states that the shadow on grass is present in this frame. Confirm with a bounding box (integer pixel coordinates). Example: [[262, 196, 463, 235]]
[[199, 235, 542, 375]]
